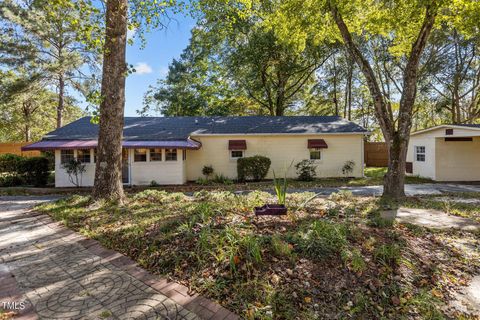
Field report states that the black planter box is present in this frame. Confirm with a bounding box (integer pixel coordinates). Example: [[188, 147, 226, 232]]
[[254, 204, 287, 216]]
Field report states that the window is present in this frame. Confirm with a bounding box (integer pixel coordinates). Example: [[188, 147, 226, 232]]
[[60, 150, 74, 164], [149, 148, 162, 161], [309, 149, 322, 160], [415, 146, 425, 162], [134, 149, 147, 162], [93, 149, 97, 163], [165, 148, 177, 161], [77, 149, 91, 163], [182, 150, 187, 161], [230, 150, 244, 159]]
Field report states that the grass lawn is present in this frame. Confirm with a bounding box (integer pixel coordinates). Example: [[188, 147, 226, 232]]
[[36, 190, 479, 319]]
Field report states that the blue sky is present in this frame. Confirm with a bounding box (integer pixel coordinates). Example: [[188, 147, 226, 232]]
[[124, 14, 195, 116]]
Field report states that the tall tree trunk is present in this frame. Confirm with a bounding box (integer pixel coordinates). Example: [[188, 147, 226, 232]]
[[92, 0, 127, 202], [329, 1, 437, 200], [57, 73, 65, 128], [345, 60, 353, 120], [25, 124, 31, 142], [275, 74, 287, 116], [383, 6, 436, 199], [332, 56, 339, 116], [451, 97, 457, 124], [22, 102, 32, 142]]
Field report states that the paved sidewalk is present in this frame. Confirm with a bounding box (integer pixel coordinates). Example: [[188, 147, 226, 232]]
[[381, 207, 480, 231], [0, 196, 237, 320]]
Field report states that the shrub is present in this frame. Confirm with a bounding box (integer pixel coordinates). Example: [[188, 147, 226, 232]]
[[18, 156, 50, 187], [195, 177, 210, 185], [342, 160, 356, 177], [295, 159, 317, 181], [237, 155, 271, 181], [0, 175, 25, 187], [294, 220, 348, 260], [0, 154, 24, 173], [202, 165, 214, 178], [212, 174, 233, 185], [196, 173, 232, 185]]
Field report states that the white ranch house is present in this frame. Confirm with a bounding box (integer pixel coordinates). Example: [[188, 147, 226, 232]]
[[23, 116, 369, 187]]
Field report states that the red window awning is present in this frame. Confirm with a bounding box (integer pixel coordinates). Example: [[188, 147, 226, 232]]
[[307, 139, 328, 149], [228, 140, 247, 150]]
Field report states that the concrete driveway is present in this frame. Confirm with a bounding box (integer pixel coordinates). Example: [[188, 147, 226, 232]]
[[288, 183, 480, 197]]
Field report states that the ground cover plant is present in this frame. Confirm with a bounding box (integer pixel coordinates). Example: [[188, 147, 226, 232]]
[[36, 190, 479, 319]]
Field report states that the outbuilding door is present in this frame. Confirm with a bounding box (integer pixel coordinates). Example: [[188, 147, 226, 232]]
[[435, 137, 480, 181]]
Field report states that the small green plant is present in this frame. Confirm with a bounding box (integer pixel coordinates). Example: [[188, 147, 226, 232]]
[[273, 170, 287, 205], [99, 310, 112, 319], [374, 243, 401, 267], [329, 190, 354, 202], [341, 248, 367, 273], [408, 290, 444, 319], [61, 158, 86, 187], [295, 159, 317, 181], [341, 160, 356, 177], [195, 177, 210, 185], [270, 235, 294, 259], [150, 180, 159, 187], [295, 220, 348, 260], [241, 234, 263, 265], [212, 174, 233, 185], [202, 165, 214, 178]]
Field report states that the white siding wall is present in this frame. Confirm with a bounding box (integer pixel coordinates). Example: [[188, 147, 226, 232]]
[[186, 134, 365, 181], [55, 148, 186, 187], [406, 136, 436, 180], [407, 126, 480, 181], [55, 149, 95, 187], [130, 149, 185, 185]]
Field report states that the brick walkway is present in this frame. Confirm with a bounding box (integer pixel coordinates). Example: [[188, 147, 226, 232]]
[[0, 196, 238, 320]]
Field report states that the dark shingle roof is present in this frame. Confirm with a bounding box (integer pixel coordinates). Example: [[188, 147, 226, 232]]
[[43, 116, 368, 141], [453, 124, 480, 128]]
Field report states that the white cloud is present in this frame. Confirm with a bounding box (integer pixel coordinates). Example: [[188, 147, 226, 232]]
[[133, 62, 153, 75]]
